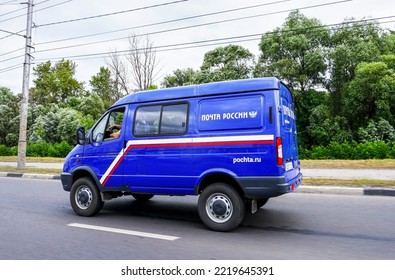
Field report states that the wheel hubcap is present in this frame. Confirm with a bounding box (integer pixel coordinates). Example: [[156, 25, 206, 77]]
[[206, 193, 233, 223], [76, 186, 92, 209], [212, 200, 227, 216]]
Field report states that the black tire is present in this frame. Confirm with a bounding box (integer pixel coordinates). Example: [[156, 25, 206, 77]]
[[198, 183, 245, 232], [70, 177, 104, 217], [131, 193, 154, 201]]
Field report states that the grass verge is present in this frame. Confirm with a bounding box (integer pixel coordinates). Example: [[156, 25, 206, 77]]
[[0, 156, 64, 163], [301, 159, 395, 169], [303, 178, 395, 188]]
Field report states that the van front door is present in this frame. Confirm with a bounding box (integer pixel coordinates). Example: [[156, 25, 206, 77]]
[[83, 107, 125, 188]]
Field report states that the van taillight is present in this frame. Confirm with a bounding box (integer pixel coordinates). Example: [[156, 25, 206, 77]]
[[276, 137, 283, 166]]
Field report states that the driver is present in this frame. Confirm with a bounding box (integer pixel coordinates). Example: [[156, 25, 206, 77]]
[[108, 124, 121, 138]]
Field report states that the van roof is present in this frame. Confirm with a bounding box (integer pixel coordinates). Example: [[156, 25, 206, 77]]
[[111, 77, 281, 107]]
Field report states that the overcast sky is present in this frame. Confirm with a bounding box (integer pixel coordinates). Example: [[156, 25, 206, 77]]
[[1, 0, 395, 94]]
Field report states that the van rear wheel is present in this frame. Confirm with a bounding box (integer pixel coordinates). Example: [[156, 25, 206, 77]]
[[198, 183, 245, 232], [70, 177, 104, 217]]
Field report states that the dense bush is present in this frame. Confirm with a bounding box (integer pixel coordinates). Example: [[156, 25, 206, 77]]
[[0, 142, 73, 157], [300, 141, 395, 160], [2, 139, 395, 160], [49, 142, 74, 157], [26, 141, 73, 158], [0, 145, 17, 156]]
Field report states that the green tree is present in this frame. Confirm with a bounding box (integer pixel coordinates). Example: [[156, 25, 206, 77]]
[[358, 118, 395, 144], [382, 31, 395, 54], [27, 104, 48, 143], [196, 44, 254, 83], [255, 10, 329, 93], [30, 59, 84, 105], [162, 68, 197, 88], [307, 104, 352, 146], [89, 66, 116, 108], [326, 20, 386, 115], [41, 110, 61, 144], [293, 89, 331, 147], [78, 93, 105, 121], [344, 60, 395, 132], [33, 106, 83, 145], [0, 87, 20, 146], [57, 108, 83, 145]]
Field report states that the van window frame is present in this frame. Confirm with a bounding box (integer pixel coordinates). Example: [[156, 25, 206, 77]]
[[91, 106, 126, 143], [133, 101, 189, 137]]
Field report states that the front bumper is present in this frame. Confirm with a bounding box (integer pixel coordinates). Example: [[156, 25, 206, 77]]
[[61, 172, 73, 191]]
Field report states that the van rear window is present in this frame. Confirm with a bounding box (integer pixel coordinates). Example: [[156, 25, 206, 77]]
[[198, 95, 263, 131]]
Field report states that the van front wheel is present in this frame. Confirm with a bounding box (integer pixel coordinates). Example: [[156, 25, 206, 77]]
[[198, 183, 245, 232], [70, 177, 104, 217]]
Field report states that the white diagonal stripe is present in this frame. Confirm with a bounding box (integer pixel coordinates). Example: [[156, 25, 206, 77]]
[[67, 223, 180, 241]]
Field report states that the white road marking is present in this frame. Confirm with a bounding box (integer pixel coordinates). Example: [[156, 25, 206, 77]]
[[67, 223, 180, 241]]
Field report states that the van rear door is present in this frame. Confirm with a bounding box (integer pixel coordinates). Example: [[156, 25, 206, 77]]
[[279, 84, 299, 178]]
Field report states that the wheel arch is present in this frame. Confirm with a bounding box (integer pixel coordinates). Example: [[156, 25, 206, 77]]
[[70, 166, 102, 190], [196, 170, 244, 198]]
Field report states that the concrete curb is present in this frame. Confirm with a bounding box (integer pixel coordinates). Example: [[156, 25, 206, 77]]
[[298, 185, 364, 195], [0, 172, 60, 180], [1, 172, 395, 197], [297, 185, 395, 197]]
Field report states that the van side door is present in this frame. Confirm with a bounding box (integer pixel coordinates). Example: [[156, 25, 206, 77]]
[[122, 103, 192, 194]]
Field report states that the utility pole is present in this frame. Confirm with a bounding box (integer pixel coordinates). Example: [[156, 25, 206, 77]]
[[17, 0, 34, 170]]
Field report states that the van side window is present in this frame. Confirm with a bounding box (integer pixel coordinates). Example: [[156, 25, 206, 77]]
[[134, 105, 161, 135], [134, 103, 188, 136], [92, 107, 125, 142]]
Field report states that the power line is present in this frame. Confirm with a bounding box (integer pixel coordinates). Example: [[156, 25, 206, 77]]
[[0, 0, 70, 23], [2, 16, 394, 75], [1, 1, 393, 74], [35, 0, 291, 45], [0, 0, 72, 41], [0, 1, 49, 18], [0, 64, 22, 73], [2, 4, 393, 68], [0, 0, 48, 18], [0, 53, 24, 63], [34, 0, 189, 28], [0, 6, 26, 18], [33, 0, 354, 54], [0, 46, 24, 57], [31, 16, 395, 64], [0, 0, 20, 5], [0, 27, 26, 37]]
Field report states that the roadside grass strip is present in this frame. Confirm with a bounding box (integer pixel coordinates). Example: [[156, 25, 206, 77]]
[[0, 166, 61, 174]]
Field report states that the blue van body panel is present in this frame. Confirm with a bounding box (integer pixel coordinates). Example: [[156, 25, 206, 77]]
[[62, 78, 302, 200], [111, 78, 280, 107]]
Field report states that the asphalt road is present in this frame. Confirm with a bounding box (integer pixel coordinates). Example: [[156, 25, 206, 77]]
[[0, 177, 394, 260]]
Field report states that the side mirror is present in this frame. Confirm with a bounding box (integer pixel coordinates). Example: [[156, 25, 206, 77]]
[[76, 127, 86, 145]]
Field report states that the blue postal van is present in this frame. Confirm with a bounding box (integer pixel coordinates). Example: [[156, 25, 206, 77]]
[[61, 78, 302, 231]]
